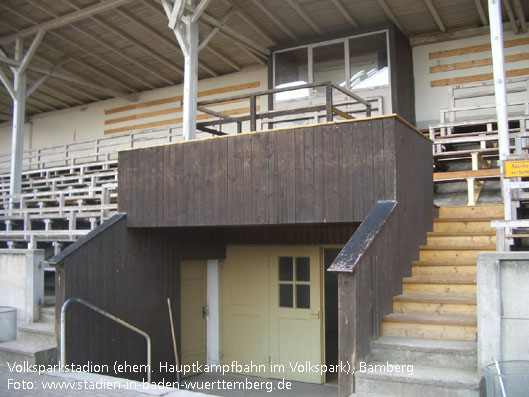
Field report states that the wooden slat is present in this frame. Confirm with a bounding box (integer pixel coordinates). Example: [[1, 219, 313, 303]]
[[430, 52, 529, 73], [434, 168, 501, 181], [431, 67, 529, 87], [104, 106, 259, 134], [429, 37, 529, 59], [332, 107, 354, 120], [105, 81, 261, 115]]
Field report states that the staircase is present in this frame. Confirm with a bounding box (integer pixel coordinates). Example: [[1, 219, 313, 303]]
[[0, 304, 57, 366], [353, 204, 502, 396]]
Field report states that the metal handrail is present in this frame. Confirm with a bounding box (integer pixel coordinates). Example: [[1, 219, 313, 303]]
[[60, 297, 152, 383]]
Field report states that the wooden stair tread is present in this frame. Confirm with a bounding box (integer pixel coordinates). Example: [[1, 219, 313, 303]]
[[420, 245, 495, 251], [382, 313, 477, 327], [393, 294, 476, 304], [403, 277, 476, 285], [427, 231, 495, 237], [434, 217, 502, 222], [412, 260, 476, 266]]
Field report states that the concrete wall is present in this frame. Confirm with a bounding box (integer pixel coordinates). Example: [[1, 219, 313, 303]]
[[0, 249, 44, 324], [0, 66, 267, 156], [413, 30, 529, 129], [478, 252, 529, 373]]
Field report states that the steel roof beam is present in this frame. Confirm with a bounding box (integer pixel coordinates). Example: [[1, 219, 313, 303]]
[[117, 6, 218, 77], [513, 0, 528, 33], [251, 0, 300, 41], [286, 0, 324, 35], [503, 0, 519, 33], [473, 0, 489, 26], [0, 0, 135, 45], [376, 0, 406, 35], [0, 55, 138, 101], [221, 0, 277, 46], [330, 0, 359, 29], [424, 0, 446, 33]]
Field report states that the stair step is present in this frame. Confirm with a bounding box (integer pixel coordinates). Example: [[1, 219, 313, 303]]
[[438, 204, 504, 219], [402, 277, 476, 296], [39, 306, 55, 323], [0, 340, 57, 365], [369, 336, 477, 370], [18, 322, 56, 345], [354, 363, 481, 396], [382, 313, 477, 341], [419, 246, 494, 261], [393, 294, 476, 316], [433, 218, 498, 233], [412, 260, 476, 277], [426, 233, 495, 248]]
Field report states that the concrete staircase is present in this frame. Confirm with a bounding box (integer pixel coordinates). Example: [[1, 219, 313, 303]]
[[354, 204, 502, 396], [0, 305, 57, 366]]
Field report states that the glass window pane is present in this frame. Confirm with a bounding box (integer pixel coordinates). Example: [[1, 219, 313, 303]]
[[349, 33, 388, 91], [296, 285, 310, 309], [274, 48, 309, 101], [280, 284, 294, 307], [296, 257, 310, 281], [279, 257, 293, 281], [313, 42, 345, 94]]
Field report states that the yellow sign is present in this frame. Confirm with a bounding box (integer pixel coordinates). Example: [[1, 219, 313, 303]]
[[505, 160, 529, 178]]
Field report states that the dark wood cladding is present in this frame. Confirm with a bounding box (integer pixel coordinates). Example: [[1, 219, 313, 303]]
[[390, 26, 416, 125], [335, 121, 432, 396], [54, 216, 225, 382], [119, 116, 428, 228]]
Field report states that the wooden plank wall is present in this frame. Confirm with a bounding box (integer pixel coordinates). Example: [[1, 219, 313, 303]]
[[54, 217, 225, 382], [118, 116, 426, 228], [337, 120, 433, 397], [391, 26, 416, 125]]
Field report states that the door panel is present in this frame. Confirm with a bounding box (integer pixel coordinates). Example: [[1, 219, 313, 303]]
[[220, 246, 270, 377], [181, 260, 207, 377], [269, 246, 322, 383], [220, 245, 322, 383]]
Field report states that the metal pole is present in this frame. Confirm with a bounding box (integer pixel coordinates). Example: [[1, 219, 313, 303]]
[[182, 18, 198, 141], [9, 38, 26, 200], [488, 0, 512, 221]]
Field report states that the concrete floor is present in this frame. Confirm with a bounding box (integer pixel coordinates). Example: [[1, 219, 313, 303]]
[[179, 372, 338, 397]]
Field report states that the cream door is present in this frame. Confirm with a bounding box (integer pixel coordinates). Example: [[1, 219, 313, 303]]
[[220, 246, 270, 377], [269, 246, 322, 383], [181, 260, 207, 377]]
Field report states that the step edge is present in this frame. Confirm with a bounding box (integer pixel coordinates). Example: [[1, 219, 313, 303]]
[[393, 294, 477, 304], [382, 313, 477, 327]]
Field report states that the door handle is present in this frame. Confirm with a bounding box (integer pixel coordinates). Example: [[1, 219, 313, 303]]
[[310, 311, 320, 319]]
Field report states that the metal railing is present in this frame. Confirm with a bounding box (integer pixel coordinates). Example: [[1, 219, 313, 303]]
[[60, 297, 151, 383], [196, 80, 373, 135], [0, 125, 183, 175]]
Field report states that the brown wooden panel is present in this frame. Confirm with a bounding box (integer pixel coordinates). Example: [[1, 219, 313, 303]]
[[119, 116, 430, 228]]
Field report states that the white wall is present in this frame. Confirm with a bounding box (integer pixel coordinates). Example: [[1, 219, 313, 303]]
[[0, 249, 44, 325], [0, 66, 267, 156], [413, 30, 529, 129]]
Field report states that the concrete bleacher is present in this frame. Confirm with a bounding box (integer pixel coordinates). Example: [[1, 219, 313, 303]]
[[0, 160, 118, 255]]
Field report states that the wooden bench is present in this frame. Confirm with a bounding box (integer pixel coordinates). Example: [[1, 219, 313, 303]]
[[434, 168, 501, 205]]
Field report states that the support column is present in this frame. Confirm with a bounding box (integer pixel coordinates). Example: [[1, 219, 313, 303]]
[[10, 38, 26, 198], [489, 0, 512, 221], [182, 20, 198, 141], [206, 259, 220, 367]]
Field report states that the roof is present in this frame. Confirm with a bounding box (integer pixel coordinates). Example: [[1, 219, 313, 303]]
[[0, 0, 527, 120]]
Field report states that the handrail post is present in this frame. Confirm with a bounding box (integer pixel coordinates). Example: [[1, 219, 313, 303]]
[[60, 297, 152, 383], [326, 82, 333, 122], [250, 95, 257, 132]]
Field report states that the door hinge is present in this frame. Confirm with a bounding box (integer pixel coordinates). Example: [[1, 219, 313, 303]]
[[268, 355, 271, 364], [202, 305, 208, 319]]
